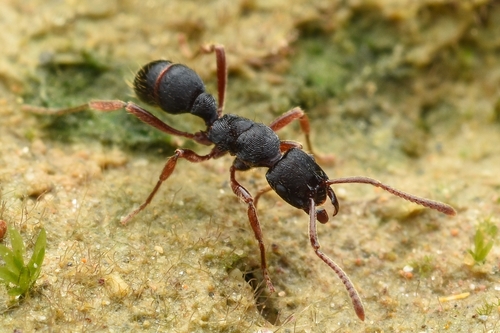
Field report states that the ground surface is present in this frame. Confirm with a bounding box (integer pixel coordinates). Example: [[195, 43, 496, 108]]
[[1, 0, 500, 332]]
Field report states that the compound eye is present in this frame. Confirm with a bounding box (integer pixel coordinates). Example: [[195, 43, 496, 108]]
[[274, 183, 287, 198]]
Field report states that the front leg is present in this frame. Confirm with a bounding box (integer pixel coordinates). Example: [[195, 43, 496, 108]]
[[229, 165, 275, 293]]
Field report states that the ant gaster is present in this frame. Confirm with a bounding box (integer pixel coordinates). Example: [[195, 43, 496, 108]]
[[26, 45, 456, 321]]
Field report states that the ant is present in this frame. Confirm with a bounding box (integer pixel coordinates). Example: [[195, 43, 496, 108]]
[[25, 44, 456, 321]]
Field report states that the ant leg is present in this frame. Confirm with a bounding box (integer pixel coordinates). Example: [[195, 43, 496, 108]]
[[121, 147, 224, 225], [326, 176, 456, 216], [254, 186, 272, 208], [279, 140, 302, 152], [269, 107, 334, 163], [201, 44, 227, 116], [269, 107, 310, 147], [24, 100, 212, 145], [230, 165, 275, 293], [307, 198, 365, 321], [177, 33, 195, 59], [22, 103, 91, 116]]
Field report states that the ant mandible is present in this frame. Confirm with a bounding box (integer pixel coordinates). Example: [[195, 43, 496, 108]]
[[26, 44, 456, 321]]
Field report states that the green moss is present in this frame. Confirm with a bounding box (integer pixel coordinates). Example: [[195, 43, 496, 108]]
[[476, 299, 500, 316], [0, 227, 46, 299], [409, 255, 434, 278], [289, 37, 353, 110], [467, 217, 498, 265]]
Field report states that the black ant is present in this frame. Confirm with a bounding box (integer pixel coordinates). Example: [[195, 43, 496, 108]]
[[25, 44, 456, 321]]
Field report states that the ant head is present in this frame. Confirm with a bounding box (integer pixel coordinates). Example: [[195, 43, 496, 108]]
[[266, 148, 334, 222], [133, 60, 218, 126]]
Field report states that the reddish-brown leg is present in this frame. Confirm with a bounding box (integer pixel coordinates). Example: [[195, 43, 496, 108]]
[[326, 176, 456, 216], [254, 186, 272, 208], [279, 140, 302, 152], [177, 33, 195, 59], [308, 198, 365, 321], [121, 147, 225, 225], [269, 107, 311, 146], [24, 100, 212, 146], [229, 166, 275, 293], [269, 107, 333, 163], [22, 103, 90, 115], [201, 44, 227, 116]]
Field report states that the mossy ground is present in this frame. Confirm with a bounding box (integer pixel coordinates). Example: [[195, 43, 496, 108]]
[[1, 0, 500, 332]]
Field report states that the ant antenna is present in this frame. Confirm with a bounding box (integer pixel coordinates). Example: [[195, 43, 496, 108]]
[[326, 176, 456, 216], [308, 198, 365, 321]]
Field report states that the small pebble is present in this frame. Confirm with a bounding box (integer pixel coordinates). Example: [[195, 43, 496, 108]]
[[0, 220, 6, 241], [154, 245, 164, 254], [104, 273, 130, 298]]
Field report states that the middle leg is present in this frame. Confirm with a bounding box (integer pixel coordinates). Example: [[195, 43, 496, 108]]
[[269, 107, 334, 163], [121, 147, 224, 224]]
